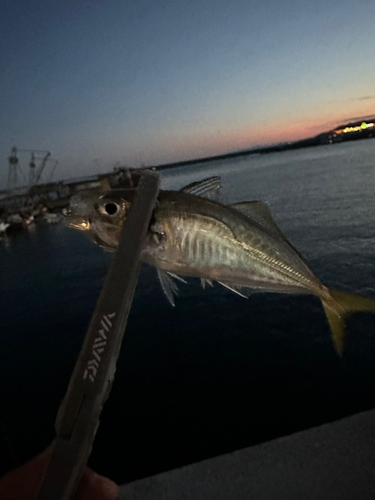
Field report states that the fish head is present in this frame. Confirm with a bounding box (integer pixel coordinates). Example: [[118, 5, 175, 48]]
[[64, 190, 133, 251]]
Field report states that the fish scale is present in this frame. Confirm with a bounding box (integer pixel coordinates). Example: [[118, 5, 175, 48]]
[[172, 215, 281, 284], [179, 221, 236, 268], [155, 206, 323, 294]]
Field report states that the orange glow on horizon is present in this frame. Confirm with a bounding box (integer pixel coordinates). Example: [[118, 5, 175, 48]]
[[195, 109, 375, 154], [140, 105, 375, 166]]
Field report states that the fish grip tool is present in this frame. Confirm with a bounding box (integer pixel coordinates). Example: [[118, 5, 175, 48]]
[[37, 171, 160, 500]]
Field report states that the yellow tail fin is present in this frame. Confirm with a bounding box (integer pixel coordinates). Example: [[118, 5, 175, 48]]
[[321, 289, 375, 356]]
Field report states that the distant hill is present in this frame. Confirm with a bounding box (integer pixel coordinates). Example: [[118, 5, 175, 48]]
[[152, 117, 375, 171]]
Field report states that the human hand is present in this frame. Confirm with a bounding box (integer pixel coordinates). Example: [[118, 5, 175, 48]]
[[0, 447, 118, 500]]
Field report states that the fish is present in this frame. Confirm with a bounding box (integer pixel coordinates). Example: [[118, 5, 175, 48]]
[[64, 176, 375, 356]]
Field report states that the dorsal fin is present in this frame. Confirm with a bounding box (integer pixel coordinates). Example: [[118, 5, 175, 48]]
[[230, 201, 287, 240], [181, 177, 222, 199]]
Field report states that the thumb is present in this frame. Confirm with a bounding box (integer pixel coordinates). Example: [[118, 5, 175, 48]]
[[74, 467, 119, 500]]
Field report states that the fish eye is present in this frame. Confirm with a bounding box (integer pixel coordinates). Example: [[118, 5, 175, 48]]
[[104, 202, 119, 215], [62, 207, 72, 217]]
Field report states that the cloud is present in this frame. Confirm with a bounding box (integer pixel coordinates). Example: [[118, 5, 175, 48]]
[[327, 95, 375, 105], [345, 113, 375, 123], [356, 95, 375, 101]]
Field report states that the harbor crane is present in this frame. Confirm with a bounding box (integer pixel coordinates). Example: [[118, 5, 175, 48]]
[[5, 146, 58, 211], [7, 146, 57, 192]]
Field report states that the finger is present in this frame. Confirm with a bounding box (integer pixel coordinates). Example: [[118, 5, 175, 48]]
[[0, 447, 52, 500], [74, 467, 119, 500]]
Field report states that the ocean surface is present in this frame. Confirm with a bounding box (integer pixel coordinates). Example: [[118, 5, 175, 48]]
[[1, 139, 375, 483]]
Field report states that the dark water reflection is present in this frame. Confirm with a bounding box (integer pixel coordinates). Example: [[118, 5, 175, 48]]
[[1, 140, 375, 482]]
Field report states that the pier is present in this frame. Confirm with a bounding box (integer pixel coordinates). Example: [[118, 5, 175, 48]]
[[0, 147, 147, 236]]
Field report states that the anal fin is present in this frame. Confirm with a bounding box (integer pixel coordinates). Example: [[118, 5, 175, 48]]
[[218, 282, 250, 299], [201, 278, 213, 289]]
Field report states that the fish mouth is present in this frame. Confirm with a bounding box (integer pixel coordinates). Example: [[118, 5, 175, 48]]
[[64, 215, 119, 252], [63, 216, 91, 231]]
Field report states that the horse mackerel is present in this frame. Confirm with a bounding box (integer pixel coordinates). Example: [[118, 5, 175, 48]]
[[64, 176, 375, 355]]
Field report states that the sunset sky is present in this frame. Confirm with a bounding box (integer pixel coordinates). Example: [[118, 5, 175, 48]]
[[1, 0, 375, 186]]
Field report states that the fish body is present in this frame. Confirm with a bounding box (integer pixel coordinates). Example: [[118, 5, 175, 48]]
[[142, 190, 324, 296], [64, 177, 375, 355]]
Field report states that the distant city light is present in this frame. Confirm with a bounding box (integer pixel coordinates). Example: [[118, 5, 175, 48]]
[[335, 122, 374, 134]]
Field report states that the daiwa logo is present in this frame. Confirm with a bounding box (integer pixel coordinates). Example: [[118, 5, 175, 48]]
[[83, 312, 116, 382]]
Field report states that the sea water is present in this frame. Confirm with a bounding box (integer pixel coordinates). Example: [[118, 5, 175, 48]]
[[1, 139, 375, 482]]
